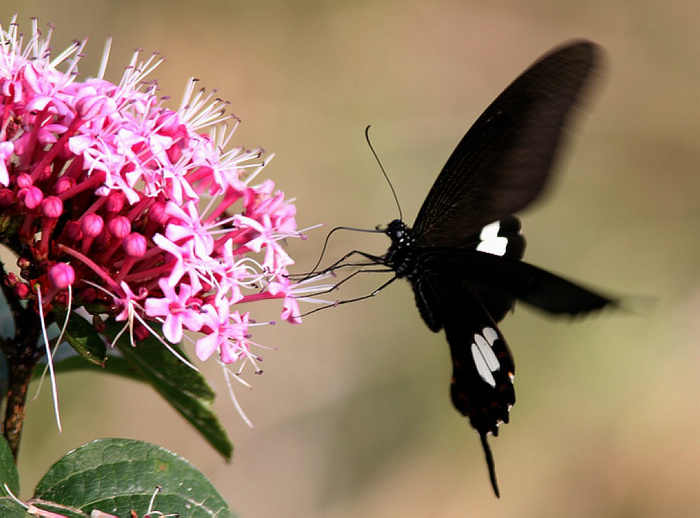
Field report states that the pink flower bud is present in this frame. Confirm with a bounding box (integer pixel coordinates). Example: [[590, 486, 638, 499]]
[[105, 192, 125, 212], [148, 201, 169, 225], [48, 262, 75, 288], [54, 177, 75, 194], [0, 188, 13, 207], [107, 215, 131, 238], [15, 283, 29, 299], [124, 232, 147, 257], [81, 214, 104, 237], [16, 173, 33, 188], [41, 196, 63, 218], [19, 186, 43, 209]]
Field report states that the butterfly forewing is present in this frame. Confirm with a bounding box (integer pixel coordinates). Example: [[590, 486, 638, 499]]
[[468, 216, 526, 322], [412, 41, 601, 248], [473, 216, 526, 260]]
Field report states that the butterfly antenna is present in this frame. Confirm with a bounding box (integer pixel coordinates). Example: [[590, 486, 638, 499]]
[[480, 432, 501, 498], [365, 125, 402, 222]]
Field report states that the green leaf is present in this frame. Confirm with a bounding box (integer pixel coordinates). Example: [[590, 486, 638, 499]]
[[34, 438, 235, 517], [56, 311, 107, 366], [0, 435, 88, 516], [0, 435, 19, 495], [0, 498, 29, 517], [103, 320, 233, 460], [50, 354, 143, 382]]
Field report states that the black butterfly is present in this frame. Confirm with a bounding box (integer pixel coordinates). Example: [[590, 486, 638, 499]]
[[359, 40, 614, 497]]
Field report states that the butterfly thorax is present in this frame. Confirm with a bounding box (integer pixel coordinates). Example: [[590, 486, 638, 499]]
[[383, 219, 418, 278]]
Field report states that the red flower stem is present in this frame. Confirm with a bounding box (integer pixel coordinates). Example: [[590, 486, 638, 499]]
[[57, 244, 123, 295], [28, 116, 84, 180]]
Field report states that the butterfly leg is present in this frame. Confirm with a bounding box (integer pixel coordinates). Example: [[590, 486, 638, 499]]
[[298, 275, 398, 317]]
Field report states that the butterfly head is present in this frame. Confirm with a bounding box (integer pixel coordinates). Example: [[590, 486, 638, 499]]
[[384, 219, 411, 244]]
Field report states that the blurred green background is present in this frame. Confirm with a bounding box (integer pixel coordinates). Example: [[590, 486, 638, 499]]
[[1, 1, 698, 517]]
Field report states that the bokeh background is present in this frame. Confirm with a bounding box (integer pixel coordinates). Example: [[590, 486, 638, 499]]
[[1, 1, 698, 517]]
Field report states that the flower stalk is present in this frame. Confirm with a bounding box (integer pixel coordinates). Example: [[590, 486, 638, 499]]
[[0, 262, 42, 460]]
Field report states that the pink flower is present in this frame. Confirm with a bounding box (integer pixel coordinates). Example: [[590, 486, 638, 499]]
[[145, 280, 204, 343], [0, 17, 314, 374], [0, 141, 14, 186], [268, 277, 302, 325], [196, 304, 252, 363]]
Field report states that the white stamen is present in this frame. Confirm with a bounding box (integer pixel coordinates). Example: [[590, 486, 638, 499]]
[[221, 360, 254, 429], [32, 285, 73, 403], [146, 485, 162, 515], [82, 280, 198, 371], [36, 287, 62, 432], [97, 36, 112, 80]]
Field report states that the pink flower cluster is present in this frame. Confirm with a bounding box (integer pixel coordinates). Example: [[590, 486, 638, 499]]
[[0, 18, 306, 366]]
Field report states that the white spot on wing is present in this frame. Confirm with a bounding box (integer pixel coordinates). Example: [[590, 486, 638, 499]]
[[471, 327, 501, 388], [476, 221, 508, 256], [483, 326, 499, 345], [471, 344, 496, 387]]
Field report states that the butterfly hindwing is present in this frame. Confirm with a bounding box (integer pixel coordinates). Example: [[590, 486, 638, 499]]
[[412, 269, 514, 496], [407, 217, 612, 497], [431, 249, 614, 315]]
